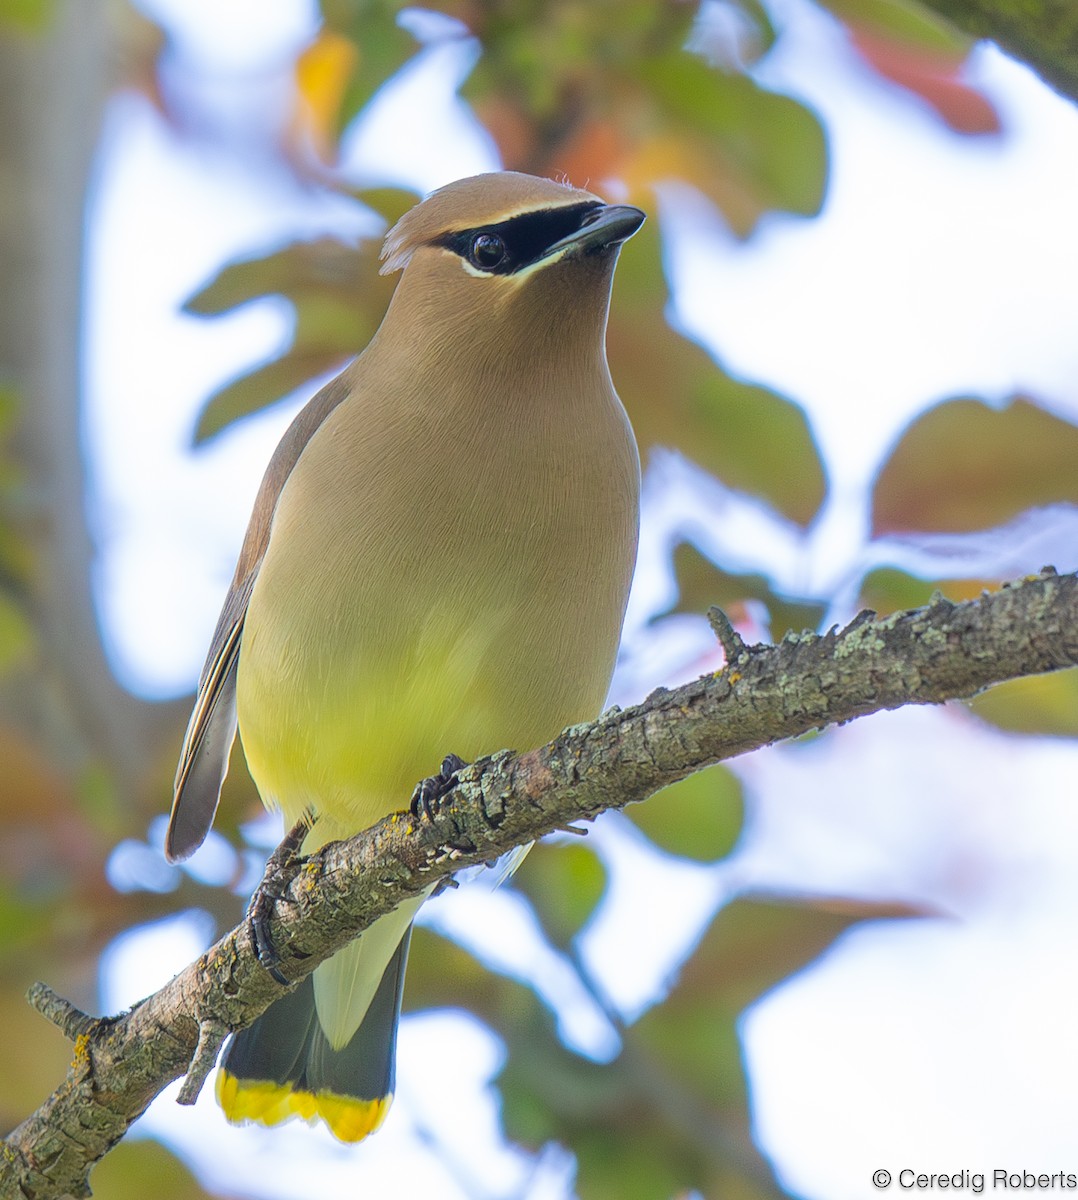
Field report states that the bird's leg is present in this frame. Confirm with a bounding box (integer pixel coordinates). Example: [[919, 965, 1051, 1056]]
[[410, 753, 468, 822], [248, 817, 310, 986]]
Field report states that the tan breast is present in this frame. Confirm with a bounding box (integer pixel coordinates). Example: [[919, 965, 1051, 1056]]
[[235, 333, 639, 833]]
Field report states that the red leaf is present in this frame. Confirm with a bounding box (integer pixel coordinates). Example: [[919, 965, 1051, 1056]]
[[850, 28, 1001, 135]]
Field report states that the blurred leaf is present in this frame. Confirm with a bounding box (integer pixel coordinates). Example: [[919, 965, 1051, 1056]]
[[461, 0, 693, 125], [858, 565, 1001, 616], [351, 184, 420, 227], [0, 885, 50, 954], [513, 841, 607, 946], [90, 1139, 229, 1200], [408, 892, 918, 1200], [194, 350, 346, 445], [0, 986, 74, 1127], [970, 670, 1078, 738], [291, 29, 360, 162], [76, 759, 125, 835], [404, 923, 539, 1025], [662, 540, 827, 637], [626, 766, 743, 863], [185, 236, 400, 443], [821, 0, 964, 49], [0, 387, 33, 590], [0, 0, 57, 32], [184, 237, 372, 317], [821, 0, 999, 134], [632, 896, 924, 1143], [610, 219, 828, 526], [630, 52, 827, 233], [319, 0, 419, 128], [459, 0, 826, 233], [0, 726, 180, 985], [0, 590, 33, 675], [849, 28, 1000, 134], [872, 396, 1078, 535]]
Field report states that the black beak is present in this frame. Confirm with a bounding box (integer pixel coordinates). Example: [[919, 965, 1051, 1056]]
[[545, 203, 646, 257]]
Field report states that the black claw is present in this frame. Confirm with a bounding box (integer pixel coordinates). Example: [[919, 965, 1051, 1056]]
[[248, 817, 309, 984], [410, 753, 468, 821]]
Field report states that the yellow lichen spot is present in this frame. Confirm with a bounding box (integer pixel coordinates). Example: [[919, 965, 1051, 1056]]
[[73, 1032, 91, 1067], [728, 671, 742, 685]]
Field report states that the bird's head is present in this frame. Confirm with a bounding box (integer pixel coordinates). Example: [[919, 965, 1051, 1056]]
[[377, 172, 644, 359]]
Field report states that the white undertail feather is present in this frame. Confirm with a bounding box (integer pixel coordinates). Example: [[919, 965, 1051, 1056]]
[[313, 893, 429, 1050]]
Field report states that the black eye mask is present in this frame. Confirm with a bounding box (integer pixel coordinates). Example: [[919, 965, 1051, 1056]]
[[437, 201, 604, 275]]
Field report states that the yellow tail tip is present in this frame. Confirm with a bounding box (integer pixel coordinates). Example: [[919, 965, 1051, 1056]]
[[216, 1069, 392, 1143]]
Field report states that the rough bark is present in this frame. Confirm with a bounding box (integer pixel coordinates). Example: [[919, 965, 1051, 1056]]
[[1, 568, 1076, 1200]]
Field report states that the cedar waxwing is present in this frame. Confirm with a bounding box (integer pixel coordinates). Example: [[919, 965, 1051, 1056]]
[[165, 171, 644, 1142]]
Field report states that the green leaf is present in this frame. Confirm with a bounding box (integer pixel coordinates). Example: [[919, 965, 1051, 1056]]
[[0, 0, 57, 32], [351, 185, 420, 227], [690, 370, 829, 521], [858, 566, 1000, 616], [0, 591, 33, 676], [663, 540, 827, 638], [512, 842, 607, 946], [183, 237, 377, 318], [626, 766, 743, 863], [89, 1139, 221, 1200], [637, 52, 828, 231], [321, 2, 419, 131], [406, 892, 916, 1200], [186, 236, 400, 442], [0, 885, 50, 953], [970, 670, 1078, 738], [819, 0, 970, 53], [573, 1129, 703, 1200], [873, 396, 1078, 535], [0, 387, 33, 590], [193, 349, 349, 445], [635, 895, 923, 1105]]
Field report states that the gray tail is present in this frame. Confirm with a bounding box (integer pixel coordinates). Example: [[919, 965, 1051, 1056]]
[[216, 927, 411, 1142]]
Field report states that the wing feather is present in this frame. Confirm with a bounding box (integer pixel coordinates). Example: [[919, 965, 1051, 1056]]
[[164, 371, 354, 862]]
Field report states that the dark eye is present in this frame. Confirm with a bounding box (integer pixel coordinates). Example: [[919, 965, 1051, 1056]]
[[469, 233, 507, 270]]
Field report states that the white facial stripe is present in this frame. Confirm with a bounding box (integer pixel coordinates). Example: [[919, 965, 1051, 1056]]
[[454, 240, 576, 283], [510, 243, 575, 281], [460, 257, 492, 279]]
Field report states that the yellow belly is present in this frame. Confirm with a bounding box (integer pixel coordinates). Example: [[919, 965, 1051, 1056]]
[[237, 596, 593, 835]]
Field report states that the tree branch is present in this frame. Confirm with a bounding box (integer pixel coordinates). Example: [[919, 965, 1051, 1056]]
[[3, 568, 1076, 1200]]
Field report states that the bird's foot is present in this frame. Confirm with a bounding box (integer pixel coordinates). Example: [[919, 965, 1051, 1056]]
[[410, 753, 468, 822], [248, 817, 310, 985]]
